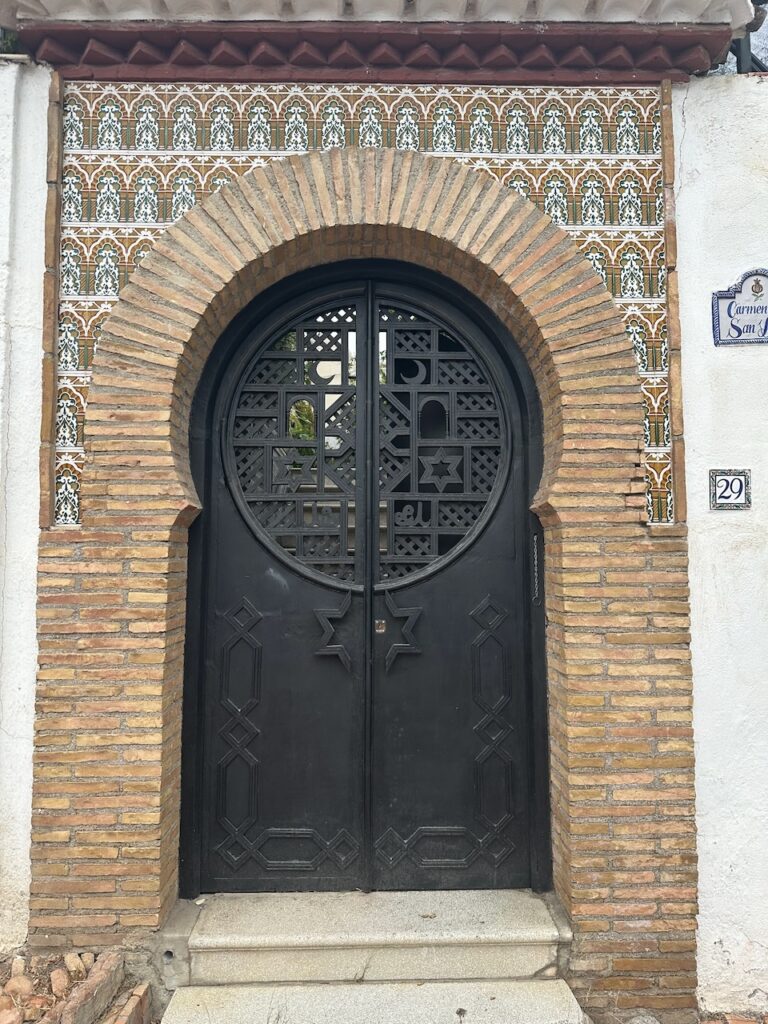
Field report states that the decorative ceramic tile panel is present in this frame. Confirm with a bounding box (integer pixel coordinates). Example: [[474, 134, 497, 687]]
[[58, 83, 671, 525]]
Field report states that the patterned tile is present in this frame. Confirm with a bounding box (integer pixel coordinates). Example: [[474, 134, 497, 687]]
[[57, 83, 671, 524]]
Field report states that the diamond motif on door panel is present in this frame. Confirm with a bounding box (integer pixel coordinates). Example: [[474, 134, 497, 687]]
[[215, 599, 263, 869], [221, 599, 262, 712], [327, 830, 360, 870], [471, 595, 509, 632], [374, 826, 515, 870], [471, 595, 517, 838], [219, 827, 361, 873], [374, 828, 409, 868]]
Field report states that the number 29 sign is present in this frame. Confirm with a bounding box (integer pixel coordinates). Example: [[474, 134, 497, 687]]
[[709, 469, 751, 510]]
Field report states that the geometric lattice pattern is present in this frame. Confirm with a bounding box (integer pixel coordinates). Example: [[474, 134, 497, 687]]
[[227, 303, 360, 583], [225, 295, 505, 585], [378, 304, 504, 582], [58, 83, 670, 523]]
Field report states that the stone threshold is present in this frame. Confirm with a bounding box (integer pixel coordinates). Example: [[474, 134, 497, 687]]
[[153, 889, 572, 990]]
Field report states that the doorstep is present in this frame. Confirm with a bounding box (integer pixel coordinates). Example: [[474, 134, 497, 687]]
[[154, 889, 572, 988]]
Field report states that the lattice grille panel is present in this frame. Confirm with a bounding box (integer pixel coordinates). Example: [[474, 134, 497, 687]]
[[225, 294, 506, 586], [227, 306, 359, 583]]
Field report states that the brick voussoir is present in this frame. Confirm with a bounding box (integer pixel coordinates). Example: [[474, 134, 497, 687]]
[[438, 173, 494, 244], [238, 167, 298, 247], [117, 265, 211, 320], [179, 200, 254, 275], [196, 190, 256, 255], [306, 151, 340, 227], [218, 181, 276, 255], [555, 333, 636, 364], [464, 192, 525, 260], [158, 229, 240, 300], [103, 307, 197, 352], [477, 201, 543, 274], [400, 163, 447, 237], [494, 214, 560, 284], [386, 158, 420, 230], [525, 256, 606, 313], [536, 289, 619, 329], [507, 230, 579, 300], [276, 158, 325, 236], [94, 338, 183, 373], [409, 159, 455, 236]]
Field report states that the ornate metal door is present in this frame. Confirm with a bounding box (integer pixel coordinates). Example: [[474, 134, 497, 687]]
[[193, 276, 536, 893]]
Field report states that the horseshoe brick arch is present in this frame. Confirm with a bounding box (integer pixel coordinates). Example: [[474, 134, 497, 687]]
[[34, 149, 696, 1022]]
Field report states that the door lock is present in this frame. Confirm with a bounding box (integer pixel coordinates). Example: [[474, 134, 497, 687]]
[[375, 619, 387, 634]]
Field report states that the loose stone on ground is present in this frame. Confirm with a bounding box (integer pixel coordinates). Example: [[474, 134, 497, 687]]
[[0, 951, 107, 1024]]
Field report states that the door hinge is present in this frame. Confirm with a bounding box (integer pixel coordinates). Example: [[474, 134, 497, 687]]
[[532, 533, 542, 607]]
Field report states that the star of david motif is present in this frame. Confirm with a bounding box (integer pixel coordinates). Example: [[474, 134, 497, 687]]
[[419, 447, 462, 492], [314, 591, 353, 673], [273, 453, 315, 491], [384, 591, 422, 672]]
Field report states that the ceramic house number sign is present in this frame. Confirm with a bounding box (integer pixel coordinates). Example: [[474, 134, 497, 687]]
[[712, 269, 768, 345], [709, 469, 751, 510]]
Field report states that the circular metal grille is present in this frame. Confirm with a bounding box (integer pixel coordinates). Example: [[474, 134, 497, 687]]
[[225, 294, 506, 586]]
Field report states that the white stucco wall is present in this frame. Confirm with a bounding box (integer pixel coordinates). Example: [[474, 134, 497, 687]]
[[673, 74, 768, 1016], [0, 56, 49, 953]]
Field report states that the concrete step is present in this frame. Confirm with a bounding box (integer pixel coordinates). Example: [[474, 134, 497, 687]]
[[162, 979, 588, 1024], [182, 890, 567, 985]]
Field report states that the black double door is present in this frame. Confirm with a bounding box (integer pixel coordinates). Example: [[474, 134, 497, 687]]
[[189, 274, 541, 894]]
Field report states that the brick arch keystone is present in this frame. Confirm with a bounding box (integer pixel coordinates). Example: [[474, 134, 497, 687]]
[[34, 149, 697, 1024]]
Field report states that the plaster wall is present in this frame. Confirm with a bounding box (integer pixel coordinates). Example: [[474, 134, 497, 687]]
[[673, 74, 768, 1015], [0, 57, 50, 952], [1, 0, 755, 26]]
